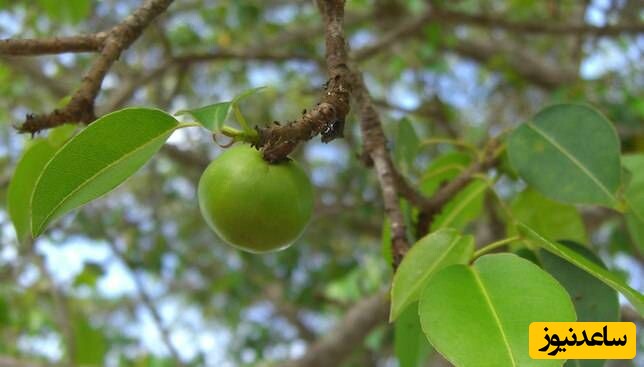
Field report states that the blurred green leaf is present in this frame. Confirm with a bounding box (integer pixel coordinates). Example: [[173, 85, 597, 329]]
[[431, 179, 487, 231], [395, 302, 432, 367], [509, 189, 586, 243], [8, 140, 57, 243], [394, 118, 419, 172], [72, 312, 107, 365]]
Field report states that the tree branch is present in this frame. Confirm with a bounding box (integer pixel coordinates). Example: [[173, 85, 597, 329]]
[[255, 0, 351, 162], [415, 138, 501, 236], [351, 71, 409, 268], [16, 0, 175, 135], [0, 34, 106, 55], [280, 290, 389, 367]]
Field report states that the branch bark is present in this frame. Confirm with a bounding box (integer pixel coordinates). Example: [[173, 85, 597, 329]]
[[351, 71, 409, 268], [280, 290, 389, 367], [255, 0, 351, 162], [0, 34, 106, 55], [16, 0, 175, 135]]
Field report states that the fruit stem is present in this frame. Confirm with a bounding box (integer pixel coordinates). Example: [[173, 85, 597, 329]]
[[221, 125, 259, 144]]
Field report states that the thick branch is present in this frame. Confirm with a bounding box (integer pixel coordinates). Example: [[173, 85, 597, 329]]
[[0, 34, 106, 55], [280, 290, 389, 367], [17, 0, 175, 135], [351, 71, 409, 268], [256, 0, 351, 162]]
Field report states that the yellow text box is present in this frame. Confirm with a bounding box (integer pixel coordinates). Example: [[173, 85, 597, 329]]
[[529, 322, 636, 359]]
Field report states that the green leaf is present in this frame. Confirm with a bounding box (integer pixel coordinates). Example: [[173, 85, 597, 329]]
[[519, 223, 644, 315], [31, 108, 180, 237], [625, 214, 644, 253], [394, 118, 420, 172], [431, 179, 487, 231], [507, 104, 621, 206], [395, 303, 432, 367], [8, 140, 58, 243], [390, 229, 474, 321], [539, 241, 619, 321], [419, 253, 576, 367], [420, 152, 471, 196], [176, 101, 231, 132], [509, 189, 586, 243]]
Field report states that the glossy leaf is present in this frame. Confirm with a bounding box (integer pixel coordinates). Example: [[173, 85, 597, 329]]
[[509, 189, 586, 243], [395, 303, 431, 367], [519, 223, 644, 315], [431, 179, 487, 231], [508, 104, 621, 206], [390, 229, 474, 321], [31, 108, 180, 236], [176, 101, 231, 132], [419, 254, 576, 367]]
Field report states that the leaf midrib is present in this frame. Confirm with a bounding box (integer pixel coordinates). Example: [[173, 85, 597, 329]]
[[31, 125, 177, 235], [526, 122, 616, 204], [472, 269, 517, 367]]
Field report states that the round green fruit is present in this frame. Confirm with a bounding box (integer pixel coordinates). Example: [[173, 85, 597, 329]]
[[198, 144, 314, 253]]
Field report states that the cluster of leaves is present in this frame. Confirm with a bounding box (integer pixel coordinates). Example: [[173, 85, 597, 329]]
[[388, 104, 643, 367]]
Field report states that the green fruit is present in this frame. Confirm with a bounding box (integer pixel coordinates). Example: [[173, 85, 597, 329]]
[[198, 144, 314, 253]]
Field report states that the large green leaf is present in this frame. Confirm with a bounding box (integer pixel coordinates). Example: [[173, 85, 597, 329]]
[[31, 108, 180, 236], [431, 179, 487, 231], [538, 241, 619, 367], [395, 303, 432, 367], [507, 104, 621, 206], [390, 229, 474, 321], [419, 254, 576, 367], [509, 189, 586, 243], [519, 223, 644, 315]]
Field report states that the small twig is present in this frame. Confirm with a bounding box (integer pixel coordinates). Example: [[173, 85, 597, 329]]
[[415, 138, 502, 236], [106, 241, 184, 365]]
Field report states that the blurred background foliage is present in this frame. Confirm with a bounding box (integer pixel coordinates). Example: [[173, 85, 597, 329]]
[[0, 0, 642, 366]]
